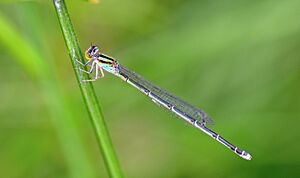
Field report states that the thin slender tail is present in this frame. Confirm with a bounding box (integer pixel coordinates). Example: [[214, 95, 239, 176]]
[[194, 121, 252, 160]]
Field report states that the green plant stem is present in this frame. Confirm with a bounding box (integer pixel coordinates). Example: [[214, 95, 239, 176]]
[[53, 1, 124, 178]]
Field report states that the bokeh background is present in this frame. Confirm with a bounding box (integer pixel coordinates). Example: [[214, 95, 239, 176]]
[[1, 0, 300, 177]]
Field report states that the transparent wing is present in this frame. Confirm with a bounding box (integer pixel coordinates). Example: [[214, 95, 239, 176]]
[[119, 65, 214, 125]]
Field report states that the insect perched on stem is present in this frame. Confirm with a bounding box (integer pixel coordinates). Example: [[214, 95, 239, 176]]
[[76, 44, 252, 160], [76, 45, 119, 82]]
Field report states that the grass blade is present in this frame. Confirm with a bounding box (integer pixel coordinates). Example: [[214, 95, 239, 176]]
[[53, 1, 124, 177]]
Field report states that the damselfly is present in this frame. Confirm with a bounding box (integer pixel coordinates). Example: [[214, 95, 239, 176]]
[[76, 45, 252, 160]]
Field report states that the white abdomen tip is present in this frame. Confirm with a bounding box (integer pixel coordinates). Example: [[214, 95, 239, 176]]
[[241, 152, 252, 160]]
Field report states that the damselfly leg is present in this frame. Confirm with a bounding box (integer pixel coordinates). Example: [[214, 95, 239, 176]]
[[76, 58, 91, 66], [76, 59, 105, 82]]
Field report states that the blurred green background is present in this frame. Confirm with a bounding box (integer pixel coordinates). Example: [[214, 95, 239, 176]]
[[0, 0, 300, 177]]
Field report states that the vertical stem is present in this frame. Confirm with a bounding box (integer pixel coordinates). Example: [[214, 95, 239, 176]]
[[53, 0, 124, 177]]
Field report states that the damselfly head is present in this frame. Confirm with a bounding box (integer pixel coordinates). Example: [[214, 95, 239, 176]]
[[85, 45, 99, 60]]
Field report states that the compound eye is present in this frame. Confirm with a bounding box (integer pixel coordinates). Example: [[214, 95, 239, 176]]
[[92, 47, 98, 54], [89, 48, 94, 54]]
